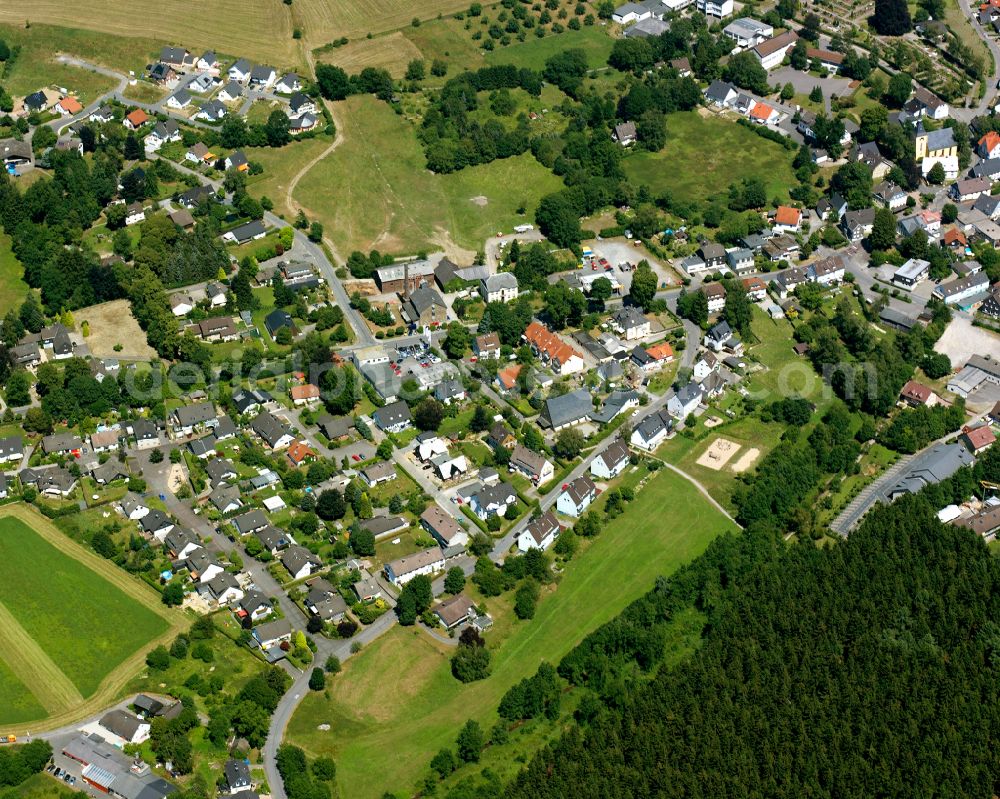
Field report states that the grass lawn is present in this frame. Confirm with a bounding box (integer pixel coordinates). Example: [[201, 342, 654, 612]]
[[0, 658, 46, 725], [0, 232, 28, 317], [485, 26, 614, 71], [744, 306, 830, 406], [245, 138, 334, 222], [622, 111, 797, 205], [0, 507, 175, 724], [401, 16, 486, 74], [292, 95, 562, 255], [123, 81, 168, 104], [8, 773, 78, 799], [287, 468, 737, 799]]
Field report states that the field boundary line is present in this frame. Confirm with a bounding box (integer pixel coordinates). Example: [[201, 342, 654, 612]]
[[0, 601, 83, 714]]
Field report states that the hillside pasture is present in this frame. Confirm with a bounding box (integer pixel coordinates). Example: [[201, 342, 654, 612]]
[[317, 32, 423, 79], [0, 232, 29, 316], [296, 0, 469, 52]]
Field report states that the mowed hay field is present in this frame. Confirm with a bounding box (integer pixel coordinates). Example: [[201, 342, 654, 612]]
[[317, 32, 423, 79], [623, 111, 798, 205], [296, 0, 469, 50], [0, 505, 181, 729], [291, 95, 562, 255], [0, 2, 296, 68], [287, 470, 737, 799]]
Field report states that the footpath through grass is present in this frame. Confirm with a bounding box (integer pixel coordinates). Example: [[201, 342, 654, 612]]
[[623, 111, 797, 205], [0, 506, 176, 725], [287, 469, 737, 799]]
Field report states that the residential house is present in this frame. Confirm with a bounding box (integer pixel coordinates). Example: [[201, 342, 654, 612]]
[[473, 332, 502, 359], [973, 157, 1000, 181], [772, 205, 802, 233], [623, 16, 671, 37], [289, 91, 315, 116], [612, 2, 653, 23], [0, 435, 23, 465], [742, 275, 768, 301], [384, 547, 447, 586], [809, 254, 846, 287], [434, 594, 477, 630], [56, 96, 83, 116], [263, 309, 293, 337], [171, 401, 217, 436], [256, 525, 291, 556], [362, 516, 409, 539], [249, 65, 277, 88], [668, 383, 703, 418], [487, 421, 517, 451], [749, 102, 779, 125], [223, 220, 266, 245], [100, 710, 150, 745], [479, 272, 520, 303], [704, 320, 742, 353], [517, 510, 561, 552], [251, 411, 294, 450], [276, 73, 301, 93], [194, 100, 227, 122], [139, 509, 174, 541], [524, 321, 585, 375], [232, 509, 269, 537], [0, 139, 32, 168], [131, 419, 161, 450], [147, 62, 176, 84], [9, 342, 40, 368], [610, 307, 651, 340], [218, 81, 244, 102], [282, 545, 322, 580], [951, 176, 992, 202], [252, 618, 293, 651], [290, 383, 321, 407], [41, 432, 83, 455], [373, 400, 412, 433], [205, 458, 237, 487], [841, 208, 876, 242], [556, 475, 597, 517], [591, 438, 630, 480], [704, 80, 738, 107], [209, 484, 242, 514], [223, 757, 254, 792], [238, 591, 273, 624], [703, 282, 727, 313], [509, 444, 554, 486], [696, 0, 734, 17], [762, 234, 800, 261], [470, 481, 517, 520], [933, 272, 991, 305], [169, 208, 195, 229], [165, 89, 191, 109], [807, 47, 844, 73], [20, 466, 77, 497], [316, 413, 352, 442], [225, 150, 249, 171], [197, 316, 238, 342], [978, 131, 1000, 160], [89, 105, 115, 123], [304, 580, 348, 622], [204, 571, 243, 607], [893, 258, 931, 288], [631, 409, 673, 451], [540, 388, 593, 430], [165, 528, 202, 560], [591, 389, 640, 424], [726, 248, 754, 274], [698, 242, 727, 270], [360, 461, 396, 487], [421, 504, 469, 549], [125, 202, 146, 226], [900, 379, 936, 407], [613, 120, 637, 145], [228, 59, 253, 83], [873, 181, 907, 212], [198, 51, 219, 71], [693, 351, 718, 381], [670, 57, 692, 76]]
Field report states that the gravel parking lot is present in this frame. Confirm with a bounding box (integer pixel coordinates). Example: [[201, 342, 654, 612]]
[[933, 315, 1000, 364]]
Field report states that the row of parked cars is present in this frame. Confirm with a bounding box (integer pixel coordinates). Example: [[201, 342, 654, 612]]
[[47, 762, 77, 785]]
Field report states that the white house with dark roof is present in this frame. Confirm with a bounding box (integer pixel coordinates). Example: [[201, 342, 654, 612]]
[[421, 503, 469, 549], [556, 475, 597, 517], [517, 510, 560, 552], [384, 547, 446, 586], [667, 383, 703, 418], [372, 400, 412, 433], [591, 438, 630, 480], [251, 411, 294, 450], [509, 444, 554, 486], [631, 409, 672, 451]]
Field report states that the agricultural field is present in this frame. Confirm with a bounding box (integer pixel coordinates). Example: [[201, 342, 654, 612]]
[[292, 95, 562, 256], [0, 505, 182, 730], [623, 111, 798, 205], [0, 232, 29, 316], [317, 31, 424, 79], [287, 468, 737, 799], [0, 5, 296, 68]]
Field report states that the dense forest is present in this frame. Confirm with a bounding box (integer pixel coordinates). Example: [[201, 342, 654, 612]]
[[501, 448, 1000, 799]]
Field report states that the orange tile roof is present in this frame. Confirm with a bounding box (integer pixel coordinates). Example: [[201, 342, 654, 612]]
[[774, 205, 802, 226], [497, 363, 522, 391], [645, 342, 674, 361], [749, 103, 774, 121], [743, 276, 767, 292], [980, 131, 1000, 152], [125, 109, 148, 127], [943, 227, 967, 246], [524, 321, 583, 369], [58, 96, 83, 114], [900, 380, 932, 404], [290, 384, 320, 400], [287, 440, 316, 464]]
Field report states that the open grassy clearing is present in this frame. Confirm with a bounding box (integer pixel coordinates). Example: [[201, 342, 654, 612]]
[[744, 304, 833, 406], [9, 774, 78, 799], [485, 25, 614, 71], [623, 111, 797, 205], [244, 137, 333, 222], [0, 232, 29, 316], [0, 23, 162, 97], [295, 0, 469, 53], [76, 299, 157, 359], [0, 5, 296, 67], [400, 17, 486, 74], [293, 95, 562, 255], [287, 469, 736, 799], [0, 504, 183, 728], [317, 31, 424, 79]]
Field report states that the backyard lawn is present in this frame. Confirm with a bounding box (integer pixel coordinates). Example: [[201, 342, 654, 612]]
[[623, 111, 797, 205], [287, 468, 737, 799]]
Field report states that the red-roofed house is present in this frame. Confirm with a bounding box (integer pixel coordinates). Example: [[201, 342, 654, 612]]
[[749, 103, 778, 125], [287, 440, 317, 466], [899, 379, 936, 407], [773, 205, 803, 233], [124, 109, 149, 130], [742, 276, 767, 301], [645, 342, 675, 363], [290, 383, 321, 407], [496, 363, 523, 393], [806, 47, 844, 73], [57, 96, 83, 116], [524, 321, 585, 375], [962, 424, 996, 454], [979, 131, 1000, 160], [942, 227, 968, 249]]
